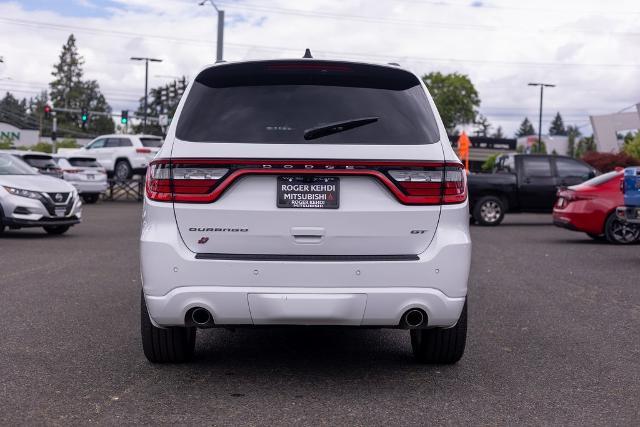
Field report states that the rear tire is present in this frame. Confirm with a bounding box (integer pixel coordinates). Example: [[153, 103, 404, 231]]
[[472, 196, 505, 226], [43, 225, 70, 235], [114, 160, 133, 180], [141, 292, 196, 363], [82, 194, 100, 204], [604, 213, 640, 244], [410, 301, 467, 364]]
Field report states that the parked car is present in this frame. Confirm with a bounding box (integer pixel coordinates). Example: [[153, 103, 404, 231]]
[[4, 151, 64, 179], [468, 153, 597, 225], [140, 58, 471, 364], [615, 167, 640, 225], [52, 155, 108, 204], [553, 170, 639, 244], [0, 153, 81, 235], [75, 134, 163, 180]]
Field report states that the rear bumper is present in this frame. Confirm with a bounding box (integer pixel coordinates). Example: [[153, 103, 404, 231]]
[[141, 199, 471, 328], [68, 180, 108, 194], [145, 286, 466, 327], [616, 206, 640, 224]]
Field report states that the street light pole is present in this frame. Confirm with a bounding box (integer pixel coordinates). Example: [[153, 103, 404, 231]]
[[528, 82, 555, 151], [130, 57, 163, 133], [199, 0, 225, 62]]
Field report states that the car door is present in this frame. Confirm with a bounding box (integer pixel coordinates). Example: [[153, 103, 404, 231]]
[[518, 156, 556, 211], [554, 157, 595, 187]]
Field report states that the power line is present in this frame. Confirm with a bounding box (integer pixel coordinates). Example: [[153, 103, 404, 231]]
[[0, 17, 638, 69], [214, 1, 640, 37]]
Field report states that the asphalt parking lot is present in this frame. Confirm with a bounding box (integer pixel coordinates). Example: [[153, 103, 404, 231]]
[[1, 202, 639, 425]]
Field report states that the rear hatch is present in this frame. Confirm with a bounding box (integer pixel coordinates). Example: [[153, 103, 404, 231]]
[[139, 137, 163, 160], [65, 157, 107, 181], [156, 60, 464, 257]]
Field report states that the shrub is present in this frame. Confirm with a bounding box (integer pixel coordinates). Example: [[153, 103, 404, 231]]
[[581, 151, 640, 173]]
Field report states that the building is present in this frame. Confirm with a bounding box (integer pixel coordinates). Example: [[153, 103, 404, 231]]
[[0, 122, 39, 146]]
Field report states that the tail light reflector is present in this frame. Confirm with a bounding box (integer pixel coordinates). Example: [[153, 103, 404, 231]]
[[146, 162, 228, 202], [136, 148, 152, 154]]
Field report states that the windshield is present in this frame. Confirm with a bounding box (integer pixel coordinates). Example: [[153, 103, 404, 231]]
[[68, 157, 101, 168], [23, 155, 58, 169], [582, 171, 620, 186], [0, 153, 38, 175], [176, 61, 439, 145], [140, 138, 163, 148]]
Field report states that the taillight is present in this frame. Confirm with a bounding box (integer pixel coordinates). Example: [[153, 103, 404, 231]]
[[388, 165, 467, 205], [63, 169, 82, 174], [146, 159, 466, 205], [146, 161, 228, 202], [136, 148, 152, 154]]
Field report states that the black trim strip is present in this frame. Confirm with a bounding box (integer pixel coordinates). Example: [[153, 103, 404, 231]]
[[195, 253, 419, 262]]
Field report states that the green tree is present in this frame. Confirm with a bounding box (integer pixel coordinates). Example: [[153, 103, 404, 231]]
[[0, 92, 31, 128], [515, 117, 535, 137], [133, 76, 187, 136], [532, 139, 547, 154], [575, 135, 597, 158], [49, 34, 114, 136], [548, 112, 567, 136], [566, 125, 581, 157], [491, 126, 505, 139], [481, 153, 499, 172], [421, 72, 480, 134], [623, 132, 640, 159]]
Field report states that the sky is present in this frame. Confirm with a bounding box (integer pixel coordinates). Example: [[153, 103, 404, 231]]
[[0, 0, 639, 137]]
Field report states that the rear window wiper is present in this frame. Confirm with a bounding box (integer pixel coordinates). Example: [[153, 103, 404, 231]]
[[303, 116, 379, 141]]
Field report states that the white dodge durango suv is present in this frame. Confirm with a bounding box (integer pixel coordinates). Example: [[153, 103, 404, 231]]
[[140, 59, 471, 364]]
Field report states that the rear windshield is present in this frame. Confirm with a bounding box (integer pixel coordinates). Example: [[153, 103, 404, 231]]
[[22, 155, 58, 168], [140, 138, 163, 148], [176, 61, 439, 145], [68, 157, 101, 168]]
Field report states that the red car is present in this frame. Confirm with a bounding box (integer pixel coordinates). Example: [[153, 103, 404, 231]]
[[553, 170, 640, 244]]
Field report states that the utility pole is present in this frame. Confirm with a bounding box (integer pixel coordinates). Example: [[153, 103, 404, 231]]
[[51, 112, 57, 154], [199, 0, 225, 62], [130, 57, 163, 133], [528, 82, 555, 152]]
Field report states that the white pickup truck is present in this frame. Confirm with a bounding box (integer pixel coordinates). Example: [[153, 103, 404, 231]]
[[73, 134, 163, 180]]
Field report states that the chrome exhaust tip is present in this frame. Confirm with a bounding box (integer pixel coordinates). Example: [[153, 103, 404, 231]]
[[191, 307, 213, 327], [402, 309, 425, 329]]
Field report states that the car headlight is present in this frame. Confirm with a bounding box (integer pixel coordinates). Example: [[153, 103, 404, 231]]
[[3, 186, 42, 200]]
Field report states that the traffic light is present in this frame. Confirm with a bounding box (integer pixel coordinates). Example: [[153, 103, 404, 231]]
[[121, 110, 129, 125], [43, 105, 52, 119], [81, 109, 88, 123]]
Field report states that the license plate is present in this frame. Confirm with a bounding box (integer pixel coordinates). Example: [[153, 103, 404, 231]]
[[55, 208, 66, 217], [277, 176, 339, 209], [86, 174, 94, 180]]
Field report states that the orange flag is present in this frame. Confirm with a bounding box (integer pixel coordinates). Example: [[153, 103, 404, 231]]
[[457, 131, 471, 172]]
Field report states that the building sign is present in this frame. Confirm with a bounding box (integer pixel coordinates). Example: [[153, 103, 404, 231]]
[[0, 122, 40, 146]]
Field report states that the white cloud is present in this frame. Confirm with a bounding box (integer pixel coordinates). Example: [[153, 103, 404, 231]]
[[0, 0, 639, 136]]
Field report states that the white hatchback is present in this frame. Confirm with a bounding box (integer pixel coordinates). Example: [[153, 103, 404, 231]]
[[140, 58, 471, 364]]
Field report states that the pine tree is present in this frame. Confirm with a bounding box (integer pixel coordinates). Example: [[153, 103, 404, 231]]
[[548, 112, 567, 136], [49, 34, 114, 136], [515, 118, 535, 137], [575, 136, 597, 158], [0, 92, 31, 128]]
